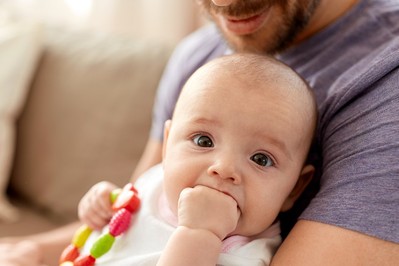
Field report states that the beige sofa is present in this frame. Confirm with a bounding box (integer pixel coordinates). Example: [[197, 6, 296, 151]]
[[0, 25, 172, 237]]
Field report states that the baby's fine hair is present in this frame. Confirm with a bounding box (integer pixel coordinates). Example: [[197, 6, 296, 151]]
[[205, 53, 318, 129]]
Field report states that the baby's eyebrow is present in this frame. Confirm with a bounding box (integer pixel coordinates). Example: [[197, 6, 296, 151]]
[[190, 117, 221, 127], [254, 132, 292, 161]]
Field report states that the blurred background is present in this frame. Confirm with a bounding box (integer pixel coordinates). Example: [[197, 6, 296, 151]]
[[0, 0, 205, 46], [0, 0, 209, 237]]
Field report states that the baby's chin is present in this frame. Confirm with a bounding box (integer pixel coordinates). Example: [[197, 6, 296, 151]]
[[231, 219, 275, 238]]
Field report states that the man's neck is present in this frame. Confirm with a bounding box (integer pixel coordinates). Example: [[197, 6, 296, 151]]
[[293, 0, 360, 44]]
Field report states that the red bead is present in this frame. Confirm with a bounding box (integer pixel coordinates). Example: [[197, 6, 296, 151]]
[[109, 208, 132, 236], [112, 184, 140, 212], [123, 183, 138, 194], [74, 254, 96, 266], [59, 244, 79, 263]]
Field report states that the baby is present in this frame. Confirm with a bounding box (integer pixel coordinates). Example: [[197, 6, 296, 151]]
[[70, 53, 317, 265]]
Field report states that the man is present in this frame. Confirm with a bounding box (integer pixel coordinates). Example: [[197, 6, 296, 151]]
[[134, 0, 399, 265], [2, 0, 398, 265]]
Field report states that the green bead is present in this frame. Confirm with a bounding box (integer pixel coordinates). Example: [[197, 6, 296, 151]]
[[110, 188, 122, 203], [90, 233, 115, 258]]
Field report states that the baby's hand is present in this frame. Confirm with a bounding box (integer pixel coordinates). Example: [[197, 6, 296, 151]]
[[78, 181, 118, 230], [177, 186, 240, 240]]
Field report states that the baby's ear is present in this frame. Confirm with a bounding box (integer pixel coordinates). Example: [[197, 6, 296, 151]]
[[162, 120, 172, 160], [280, 165, 314, 212]]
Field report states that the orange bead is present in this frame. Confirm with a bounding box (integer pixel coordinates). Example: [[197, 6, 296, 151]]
[[59, 244, 79, 263]]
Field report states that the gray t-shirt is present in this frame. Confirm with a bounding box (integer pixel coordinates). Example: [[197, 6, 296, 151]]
[[150, 0, 399, 243]]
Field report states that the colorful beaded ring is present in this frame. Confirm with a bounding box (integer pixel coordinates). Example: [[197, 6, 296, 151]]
[[59, 183, 140, 266]]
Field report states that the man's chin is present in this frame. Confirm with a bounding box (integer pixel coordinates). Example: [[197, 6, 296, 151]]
[[225, 36, 270, 54], [216, 27, 275, 54]]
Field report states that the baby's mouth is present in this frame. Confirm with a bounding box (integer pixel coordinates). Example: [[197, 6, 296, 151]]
[[196, 185, 241, 215], [218, 190, 241, 215]]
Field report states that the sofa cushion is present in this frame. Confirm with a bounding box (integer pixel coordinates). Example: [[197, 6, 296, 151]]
[[0, 21, 42, 222], [9, 28, 171, 222]]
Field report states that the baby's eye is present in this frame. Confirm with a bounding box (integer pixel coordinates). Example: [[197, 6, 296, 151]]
[[250, 153, 274, 167], [193, 135, 213, 147]]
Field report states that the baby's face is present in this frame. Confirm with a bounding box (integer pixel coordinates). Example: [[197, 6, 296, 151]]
[[163, 65, 313, 237]]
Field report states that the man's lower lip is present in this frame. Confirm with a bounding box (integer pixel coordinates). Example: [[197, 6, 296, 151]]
[[220, 9, 270, 36]]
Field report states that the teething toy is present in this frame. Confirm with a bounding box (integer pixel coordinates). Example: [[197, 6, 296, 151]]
[[59, 183, 140, 266]]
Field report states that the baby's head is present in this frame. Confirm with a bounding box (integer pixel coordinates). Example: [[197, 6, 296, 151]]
[[162, 53, 317, 237]]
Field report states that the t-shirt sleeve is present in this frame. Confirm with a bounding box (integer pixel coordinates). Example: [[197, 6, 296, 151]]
[[300, 66, 399, 243], [149, 41, 191, 141]]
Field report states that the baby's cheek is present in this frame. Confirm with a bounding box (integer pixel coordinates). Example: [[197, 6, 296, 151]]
[[169, 192, 180, 215], [237, 214, 268, 236], [239, 201, 279, 235], [163, 182, 179, 214]]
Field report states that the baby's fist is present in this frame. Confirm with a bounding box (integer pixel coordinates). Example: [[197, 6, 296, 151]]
[[78, 181, 118, 230], [177, 186, 240, 240]]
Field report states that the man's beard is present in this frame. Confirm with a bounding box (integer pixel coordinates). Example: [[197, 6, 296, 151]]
[[197, 0, 321, 54]]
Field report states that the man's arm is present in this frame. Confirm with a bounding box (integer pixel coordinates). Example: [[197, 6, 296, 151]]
[[0, 221, 81, 265], [271, 220, 399, 265], [130, 138, 163, 183]]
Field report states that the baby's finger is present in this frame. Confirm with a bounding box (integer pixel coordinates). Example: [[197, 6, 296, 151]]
[[79, 202, 108, 228], [90, 201, 113, 221], [94, 185, 115, 211], [96, 196, 113, 216], [83, 210, 109, 230]]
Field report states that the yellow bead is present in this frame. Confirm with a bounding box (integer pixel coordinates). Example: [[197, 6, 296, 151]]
[[72, 224, 93, 248], [60, 262, 74, 266]]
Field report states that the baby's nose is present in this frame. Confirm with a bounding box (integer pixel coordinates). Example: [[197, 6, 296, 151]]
[[207, 157, 242, 184]]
